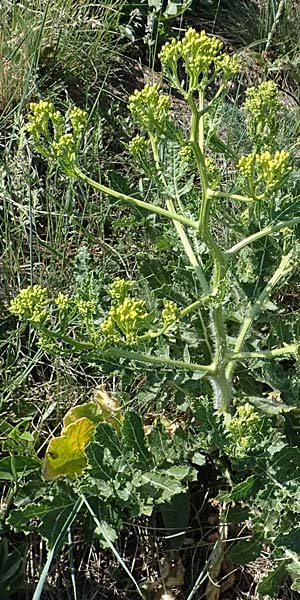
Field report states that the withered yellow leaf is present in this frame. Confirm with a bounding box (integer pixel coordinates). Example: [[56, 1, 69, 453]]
[[43, 417, 95, 481], [63, 401, 102, 429], [94, 386, 123, 430]]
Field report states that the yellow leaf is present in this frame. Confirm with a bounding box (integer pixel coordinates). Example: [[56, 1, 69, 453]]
[[63, 401, 102, 429], [43, 417, 95, 481], [94, 386, 123, 430]]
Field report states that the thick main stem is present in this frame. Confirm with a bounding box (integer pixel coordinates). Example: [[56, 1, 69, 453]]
[[189, 91, 232, 420]]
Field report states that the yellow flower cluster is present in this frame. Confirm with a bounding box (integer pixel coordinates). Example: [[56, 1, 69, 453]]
[[205, 156, 221, 190], [69, 107, 88, 138], [256, 150, 291, 188], [179, 143, 194, 166], [159, 28, 238, 91], [52, 133, 76, 164], [26, 101, 62, 138], [101, 297, 149, 345], [108, 277, 134, 301], [127, 135, 148, 157], [54, 293, 71, 311], [128, 84, 170, 134], [9, 285, 48, 326], [238, 149, 291, 192], [26, 101, 87, 173], [76, 299, 96, 317], [244, 81, 281, 146], [227, 403, 262, 457], [162, 300, 180, 327], [238, 153, 255, 179]]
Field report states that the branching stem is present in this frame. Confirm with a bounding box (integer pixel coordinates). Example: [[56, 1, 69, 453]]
[[73, 166, 198, 231], [226, 253, 293, 379]]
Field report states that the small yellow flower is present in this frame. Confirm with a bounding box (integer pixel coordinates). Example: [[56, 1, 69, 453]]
[[128, 84, 170, 133], [9, 285, 48, 325]]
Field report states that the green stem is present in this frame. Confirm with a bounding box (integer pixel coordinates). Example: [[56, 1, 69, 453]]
[[73, 166, 198, 231], [189, 93, 208, 192], [198, 89, 205, 152], [227, 344, 298, 361], [180, 295, 211, 317], [211, 190, 256, 204], [167, 197, 209, 292], [226, 217, 300, 257], [149, 134, 209, 294], [138, 294, 212, 342], [87, 346, 215, 375], [226, 253, 293, 379], [45, 325, 214, 374], [189, 90, 231, 420]]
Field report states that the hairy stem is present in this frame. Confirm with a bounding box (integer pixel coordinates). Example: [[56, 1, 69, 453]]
[[149, 134, 209, 294], [227, 344, 298, 361], [226, 253, 294, 379], [226, 216, 300, 257], [73, 166, 198, 230], [88, 346, 215, 375], [189, 91, 231, 420]]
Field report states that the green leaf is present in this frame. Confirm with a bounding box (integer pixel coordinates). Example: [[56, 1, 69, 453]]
[[94, 519, 118, 548], [220, 475, 257, 502], [163, 0, 192, 17], [248, 395, 295, 416], [138, 471, 185, 504], [93, 422, 122, 458], [8, 491, 79, 549], [228, 536, 262, 565], [291, 578, 300, 593], [85, 444, 112, 482], [191, 452, 206, 466], [107, 170, 133, 196], [226, 506, 251, 525], [0, 539, 24, 600], [148, 0, 163, 11], [160, 492, 190, 549], [165, 464, 194, 480], [275, 528, 300, 552], [0, 456, 41, 481], [147, 420, 171, 464], [122, 410, 150, 463], [257, 561, 287, 596]]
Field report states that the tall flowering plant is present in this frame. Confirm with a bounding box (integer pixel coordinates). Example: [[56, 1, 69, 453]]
[[8, 29, 300, 596]]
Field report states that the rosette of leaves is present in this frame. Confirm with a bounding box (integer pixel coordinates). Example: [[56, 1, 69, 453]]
[[7, 396, 199, 551]]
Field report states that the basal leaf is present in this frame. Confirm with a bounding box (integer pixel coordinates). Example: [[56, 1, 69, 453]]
[[93, 422, 123, 458], [63, 401, 102, 428], [160, 492, 190, 549], [220, 475, 258, 502], [0, 456, 41, 481], [122, 410, 150, 463], [43, 417, 95, 480], [228, 536, 262, 565], [8, 492, 79, 549], [226, 505, 251, 525], [275, 528, 300, 553], [85, 444, 113, 482], [191, 451, 206, 466], [137, 471, 184, 503], [257, 561, 287, 596], [147, 420, 172, 464]]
